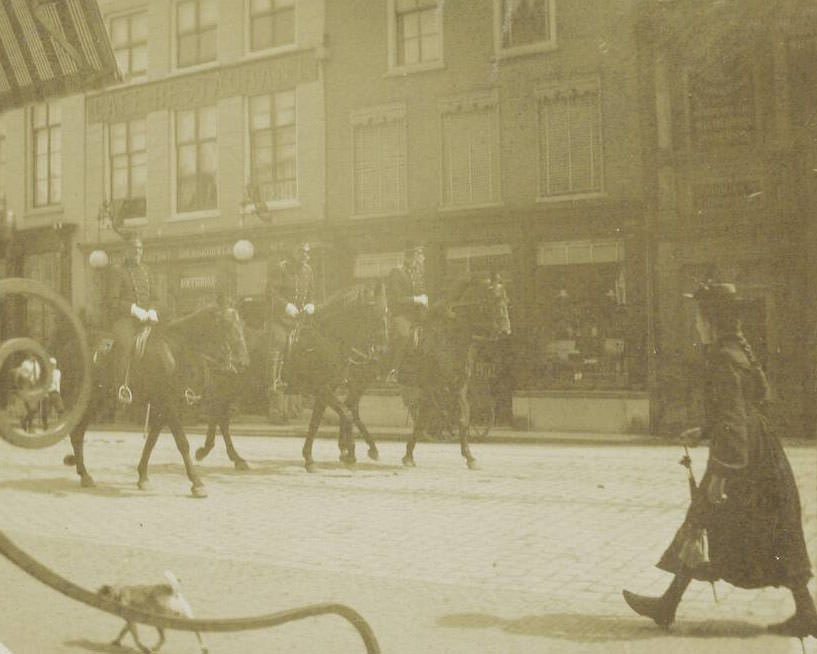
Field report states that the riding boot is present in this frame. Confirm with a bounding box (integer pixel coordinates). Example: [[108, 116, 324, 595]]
[[622, 574, 691, 628], [768, 584, 817, 639]]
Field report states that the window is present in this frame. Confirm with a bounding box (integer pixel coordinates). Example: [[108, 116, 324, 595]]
[[688, 57, 754, 149], [390, 0, 441, 69], [32, 102, 61, 207], [249, 0, 294, 52], [110, 11, 147, 79], [787, 35, 817, 129], [495, 0, 556, 56], [176, 0, 217, 68], [176, 106, 217, 213], [353, 252, 403, 279], [249, 91, 296, 203], [537, 80, 602, 198], [533, 240, 632, 390], [441, 93, 499, 208], [109, 118, 147, 220], [352, 104, 406, 215]]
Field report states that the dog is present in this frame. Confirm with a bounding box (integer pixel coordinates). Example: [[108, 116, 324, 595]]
[[97, 570, 207, 653]]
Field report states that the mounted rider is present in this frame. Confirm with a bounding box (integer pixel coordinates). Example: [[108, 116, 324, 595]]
[[385, 242, 428, 383], [110, 235, 159, 403], [274, 241, 315, 334]]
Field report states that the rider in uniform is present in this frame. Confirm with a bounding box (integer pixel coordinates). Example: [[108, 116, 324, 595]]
[[110, 236, 159, 402], [385, 242, 428, 382]]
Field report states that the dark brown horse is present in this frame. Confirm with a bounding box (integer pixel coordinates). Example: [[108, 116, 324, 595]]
[[275, 281, 388, 472], [65, 305, 249, 496], [399, 275, 511, 469]]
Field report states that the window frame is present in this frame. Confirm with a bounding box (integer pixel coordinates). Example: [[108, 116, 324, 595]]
[[535, 77, 605, 202], [439, 90, 502, 211], [350, 103, 408, 218], [246, 0, 297, 56], [386, 0, 444, 76], [108, 9, 149, 83], [493, 0, 557, 60], [106, 117, 148, 224], [30, 102, 62, 209], [172, 105, 219, 220], [174, 0, 218, 70], [246, 90, 299, 209]]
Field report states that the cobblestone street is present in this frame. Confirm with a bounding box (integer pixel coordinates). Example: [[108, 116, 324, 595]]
[[0, 432, 814, 654]]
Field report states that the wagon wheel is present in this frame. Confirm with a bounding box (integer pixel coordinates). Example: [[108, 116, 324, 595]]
[[0, 278, 92, 448]]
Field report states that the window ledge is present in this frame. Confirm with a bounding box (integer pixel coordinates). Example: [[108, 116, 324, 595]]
[[122, 216, 148, 226], [168, 209, 220, 222], [350, 210, 409, 220], [26, 205, 64, 219], [384, 60, 445, 78], [168, 60, 219, 78], [536, 192, 607, 204], [438, 201, 503, 213], [241, 199, 301, 215], [243, 43, 299, 62], [493, 41, 558, 61]]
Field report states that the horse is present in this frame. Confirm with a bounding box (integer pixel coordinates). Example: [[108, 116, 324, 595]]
[[398, 275, 511, 469], [193, 316, 252, 470], [64, 305, 249, 497], [274, 281, 388, 472]]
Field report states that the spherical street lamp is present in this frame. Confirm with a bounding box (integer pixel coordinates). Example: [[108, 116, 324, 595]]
[[88, 249, 109, 269], [233, 239, 254, 262]]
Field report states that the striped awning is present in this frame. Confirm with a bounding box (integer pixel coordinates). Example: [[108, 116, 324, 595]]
[[0, 0, 120, 110]]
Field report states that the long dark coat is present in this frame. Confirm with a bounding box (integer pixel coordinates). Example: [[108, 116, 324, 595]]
[[658, 336, 812, 589]]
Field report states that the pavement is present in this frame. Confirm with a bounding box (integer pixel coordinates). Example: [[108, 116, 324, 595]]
[[0, 430, 814, 654]]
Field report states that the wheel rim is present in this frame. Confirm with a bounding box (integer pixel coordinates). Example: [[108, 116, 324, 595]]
[[0, 278, 92, 448]]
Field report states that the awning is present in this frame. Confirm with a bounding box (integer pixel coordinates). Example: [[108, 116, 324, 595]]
[[0, 0, 120, 110]]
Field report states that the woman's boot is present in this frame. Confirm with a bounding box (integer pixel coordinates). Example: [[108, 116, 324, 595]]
[[768, 584, 817, 640], [622, 574, 691, 629]]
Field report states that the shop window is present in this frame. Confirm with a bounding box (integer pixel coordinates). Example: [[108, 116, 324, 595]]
[[353, 251, 403, 280], [32, 102, 61, 207], [109, 118, 147, 220], [249, 0, 295, 52], [176, 106, 217, 213], [22, 252, 61, 345], [352, 104, 406, 216], [533, 240, 631, 389], [494, 0, 556, 57], [109, 11, 147, 80], [537, 79, 602, 198], [176, 0, 217, 68], [441, 92, 499, 208], [249, 91, 297, 204]]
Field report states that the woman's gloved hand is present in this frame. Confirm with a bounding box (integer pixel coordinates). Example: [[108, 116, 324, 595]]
[[706, 474, 728, 505]]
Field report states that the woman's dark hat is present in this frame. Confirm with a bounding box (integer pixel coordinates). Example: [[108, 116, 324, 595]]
[[682, 282, 738, 302]]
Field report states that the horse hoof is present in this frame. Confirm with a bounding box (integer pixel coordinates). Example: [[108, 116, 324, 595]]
[[367, 447, 379, 462], [304, 461, 316, 473], [340, 454, 357, 467], [402, 455, 416, 467], [234, 459, 250, 471], [137, 479, 151, 491], [191, 484, 208, 498], [466, 459, 480, 470], [80, 475, 96, 488], [195, 447, 211, 462], [63, 454, 76, 466]]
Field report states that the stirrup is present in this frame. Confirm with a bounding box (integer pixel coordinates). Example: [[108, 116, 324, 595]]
[[117, 384, 133, 405], [184, 388, 201, 405]]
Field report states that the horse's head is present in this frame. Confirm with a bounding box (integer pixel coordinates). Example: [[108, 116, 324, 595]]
[[445, 275, 512, 340], [170, 304, 250, 374], [316, 281, 389, 355]]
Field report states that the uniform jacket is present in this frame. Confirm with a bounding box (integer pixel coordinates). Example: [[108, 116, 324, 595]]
[[386, 265, 426, 322], [109, 261, 157, 323], [702, 337, 769, 478], [271, 259, 314, 316]]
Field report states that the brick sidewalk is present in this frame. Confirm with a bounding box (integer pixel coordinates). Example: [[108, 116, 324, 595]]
[[0, 434, 814, 653]]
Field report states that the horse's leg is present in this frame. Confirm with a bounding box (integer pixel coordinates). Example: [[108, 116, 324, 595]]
[[303, 396, 325, 472], [346, 386, 377, 461], [167, 409, 207, 498], [403, 397, 421, 467], [326, 392, 355, 466], [220, 404, 249, 471], [195, 412, 217, 462], [66, 404, 96, 487], [136, 409, 162, 491], [457, 381, 478, 469]]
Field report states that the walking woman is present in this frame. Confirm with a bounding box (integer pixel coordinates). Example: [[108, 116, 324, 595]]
[[622, 282, 816, 643]]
